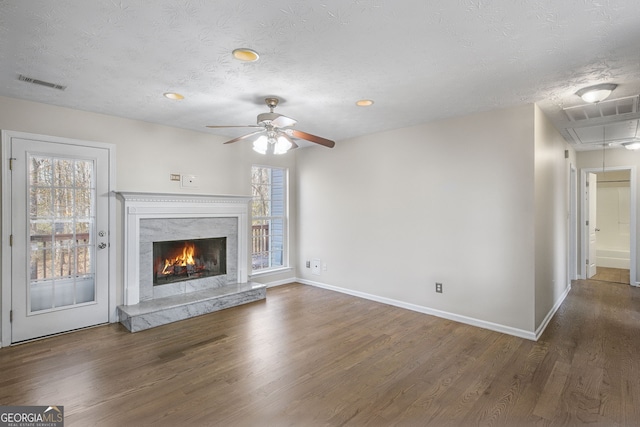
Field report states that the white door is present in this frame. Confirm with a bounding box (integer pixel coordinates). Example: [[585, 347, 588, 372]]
[[10, 136, 110, 342], [587, 172, 598, 278]]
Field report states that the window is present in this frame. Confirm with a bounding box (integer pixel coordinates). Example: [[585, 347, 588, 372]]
[[251, 166, 287, 272]]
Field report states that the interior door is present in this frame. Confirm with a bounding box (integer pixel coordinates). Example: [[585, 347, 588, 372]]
[[10, 136, 110, 343], [587, 172, 598, 278]]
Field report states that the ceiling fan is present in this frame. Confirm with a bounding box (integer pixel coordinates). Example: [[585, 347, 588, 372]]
[[206, 97, 335, 154]]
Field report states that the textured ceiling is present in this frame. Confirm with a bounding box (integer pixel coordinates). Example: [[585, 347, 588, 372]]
[[1, 1, 639, 151]]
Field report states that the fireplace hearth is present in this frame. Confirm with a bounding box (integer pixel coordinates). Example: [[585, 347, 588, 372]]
[[153, 237, 226, 285]]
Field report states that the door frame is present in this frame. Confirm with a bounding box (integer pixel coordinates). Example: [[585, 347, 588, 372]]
[[1, 130, 117, 347], [580, 165, 637, 286], [568, 164, 578, 283]]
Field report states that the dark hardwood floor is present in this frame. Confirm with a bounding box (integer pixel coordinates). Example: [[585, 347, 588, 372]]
[[1, 280, 639, 426]]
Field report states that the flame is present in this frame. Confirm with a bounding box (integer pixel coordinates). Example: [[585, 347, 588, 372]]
[[162, 242, 196, 275]]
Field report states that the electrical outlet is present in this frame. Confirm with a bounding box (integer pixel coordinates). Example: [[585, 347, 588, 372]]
[[306, 260, 311, 268], [169, 173, 181, 181], [435, 282, 443, 293]]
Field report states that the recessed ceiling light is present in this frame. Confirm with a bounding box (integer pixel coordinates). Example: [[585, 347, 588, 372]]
[[356, 99, 374, 107], [232, 48, 259, 62], [163, 92, 184, 100]]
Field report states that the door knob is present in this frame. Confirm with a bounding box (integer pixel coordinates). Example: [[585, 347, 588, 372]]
[[98, 242, 107, 249]]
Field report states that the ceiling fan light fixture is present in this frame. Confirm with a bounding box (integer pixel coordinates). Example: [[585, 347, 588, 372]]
[[575, 83, 617, 103], [253, 135, 268, 154], [232, 48, 259, 62], [210, 96, 335, 151], [356, 99, 374, 107], [273, 135, 293, 155], [163, 92, 184, 100]]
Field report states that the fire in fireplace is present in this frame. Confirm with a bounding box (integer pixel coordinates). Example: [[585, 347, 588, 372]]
[[153, 237, 226, 285]]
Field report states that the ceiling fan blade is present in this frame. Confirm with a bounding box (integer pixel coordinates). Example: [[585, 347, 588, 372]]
[[271, 115, 297, 128], [288, 129, 335, 148], [222, 130, 265, 144], [206, 125, 263, 129]]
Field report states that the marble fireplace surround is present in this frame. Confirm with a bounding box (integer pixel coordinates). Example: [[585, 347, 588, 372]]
[[116, 192, 265, 332], [140, 217, 235, 301], [118, 192, 251, 306]]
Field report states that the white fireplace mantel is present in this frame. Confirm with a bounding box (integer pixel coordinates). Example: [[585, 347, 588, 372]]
[[117, 192, 251, 306]]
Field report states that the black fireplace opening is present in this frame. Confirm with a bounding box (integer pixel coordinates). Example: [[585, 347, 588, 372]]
[[153, 237, 226, 285]]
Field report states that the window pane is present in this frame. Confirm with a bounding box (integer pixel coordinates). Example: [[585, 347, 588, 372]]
[[30, 188, 53, 217], [53, 220, 74, 235], [251, 166, 286, 271], [75, 160, 93, 188], [54, 188, 74, 218], [76, 277, 95, 303], [271, 251, 283, 267], [54, 158, 75, 187], [30, 157, 52, 187], [54, 280, 75, 308], [30, 282, 53, 311], [76, 188, 93, 218], [76, 246, 92, 276], [53, 245, 72, 278], [252, 198, 271, 217]]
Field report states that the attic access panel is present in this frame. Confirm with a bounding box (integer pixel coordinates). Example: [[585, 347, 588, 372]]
[[566, 119, 640, 146]]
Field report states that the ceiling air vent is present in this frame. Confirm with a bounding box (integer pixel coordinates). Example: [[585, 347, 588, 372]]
[[563, 95, 638, 122], [18, 74, 67, 91]]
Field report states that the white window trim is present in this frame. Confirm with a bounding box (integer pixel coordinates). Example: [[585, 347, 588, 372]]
[[251, 165, 289, 274]]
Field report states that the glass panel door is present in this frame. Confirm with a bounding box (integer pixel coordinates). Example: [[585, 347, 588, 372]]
[[9, 134, 110, 344]]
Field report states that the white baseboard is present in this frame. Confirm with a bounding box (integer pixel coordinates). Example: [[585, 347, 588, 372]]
[[258, 277, 297, 288], [296, 278, 538, 341], [534, 283, 571, 340]]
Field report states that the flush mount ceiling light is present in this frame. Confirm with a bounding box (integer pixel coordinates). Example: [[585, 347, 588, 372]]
[[623, 140, 640, 150], [232, 48, 259, 62], [163, 92, 184, 100], [575, 83, 617, 103], [356, 99, 374, 107]]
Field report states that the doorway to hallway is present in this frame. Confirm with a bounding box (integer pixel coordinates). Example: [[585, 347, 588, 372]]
[[581, 166, 636, 287]]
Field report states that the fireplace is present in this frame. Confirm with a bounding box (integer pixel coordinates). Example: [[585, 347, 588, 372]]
[[153, 237, 226, 285], [117, 192, 264, 333], [117, 192, 251, 306]]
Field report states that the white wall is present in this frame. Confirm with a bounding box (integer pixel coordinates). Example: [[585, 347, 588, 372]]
[[533, 105, 574, 330], [0, 96, 298, 316], [1, 95, 578, 340], [296, 104, 539, 334]]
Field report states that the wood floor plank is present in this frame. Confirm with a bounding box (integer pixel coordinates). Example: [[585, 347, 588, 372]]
[[532, 360, 571, 420], [1, 281, 639, 426]]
